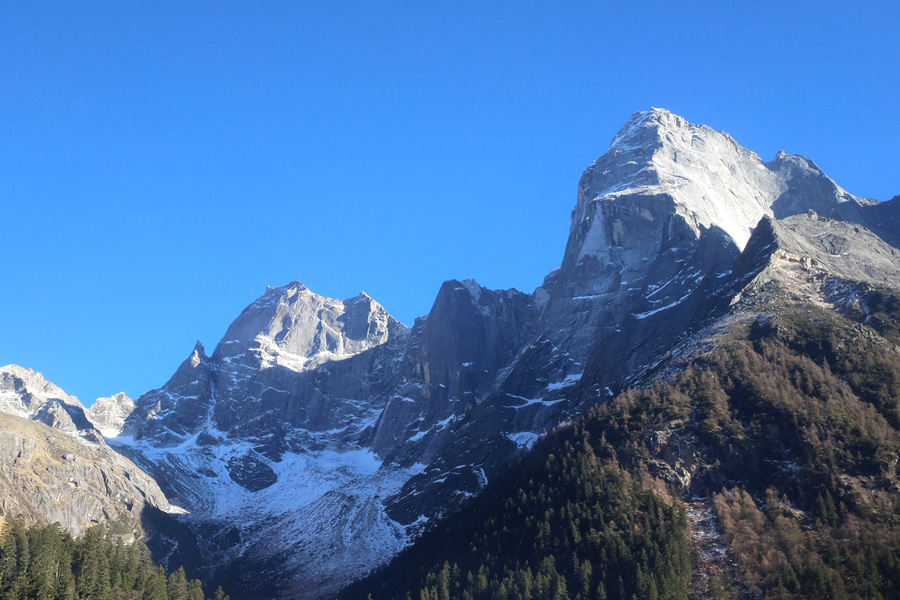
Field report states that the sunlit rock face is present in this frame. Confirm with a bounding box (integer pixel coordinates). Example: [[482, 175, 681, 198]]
[[0, 365, 94, 436], [0, 368, 182, 538], [86, 392, 135, 438]]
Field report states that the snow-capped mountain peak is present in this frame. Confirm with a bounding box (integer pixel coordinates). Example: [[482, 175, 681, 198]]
[[212, 282, 409, 373], [575, 108, 878, 265], [579, 108, 782, 254], [0, 364, 95, 435]]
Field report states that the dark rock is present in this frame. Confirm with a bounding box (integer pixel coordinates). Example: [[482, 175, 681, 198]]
[[226, 451, 277, 492]]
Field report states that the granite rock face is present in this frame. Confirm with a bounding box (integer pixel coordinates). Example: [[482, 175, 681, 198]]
[[528, 109, 880, 391], [0, 368, 185, 540], [85, 392, 135, 438], [0, 365, 95, 436], [79, 109, 899, 599], [0, 411, 182, 538]]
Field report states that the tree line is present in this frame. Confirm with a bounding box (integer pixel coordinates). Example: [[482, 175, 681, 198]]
[[0, 518, 228, 600]]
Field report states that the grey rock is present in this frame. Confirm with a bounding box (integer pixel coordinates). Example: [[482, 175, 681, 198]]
[[0, 411, 182, 538], [226, 451, 277, 492], [0, 365, 94, 436], [85, 392, 135, 438]]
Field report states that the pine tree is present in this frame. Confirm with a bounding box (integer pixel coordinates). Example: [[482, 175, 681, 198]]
[[188, 578, 205, 600], [167, 565, 189, 600], [143, 566, 168, 600]]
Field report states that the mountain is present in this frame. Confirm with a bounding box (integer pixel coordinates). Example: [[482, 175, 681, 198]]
[[96, 285, 420, 598], [339, 121, 900, 600], [1, 365, 97, 437], [342, 281, 900, 600], [27, 107, 896, 598]]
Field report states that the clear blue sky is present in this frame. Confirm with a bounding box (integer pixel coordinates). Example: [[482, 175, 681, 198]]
[[1, 1, 898, 404]]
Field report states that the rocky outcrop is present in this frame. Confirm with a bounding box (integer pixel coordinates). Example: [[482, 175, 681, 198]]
[[0, 411, 182, 538], [86, 392, 135, 438], [0, 365, 95, 436]]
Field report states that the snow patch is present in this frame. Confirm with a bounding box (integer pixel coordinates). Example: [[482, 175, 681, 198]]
[[546, 373, 582, 390], [507, 432, 540, 450], [632, 290, 695, 319]]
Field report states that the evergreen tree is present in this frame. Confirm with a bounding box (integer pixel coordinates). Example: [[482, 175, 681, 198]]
[[167, 566, 189, 600], [0, 519, 226, 600]]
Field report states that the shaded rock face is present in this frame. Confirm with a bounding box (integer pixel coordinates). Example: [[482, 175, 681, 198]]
[[226, 451, 278, 492], [122, 342, 215, 446], [368, 280, 538, 461], [854, 195, 900, 249], [85, 109, 898, 599]]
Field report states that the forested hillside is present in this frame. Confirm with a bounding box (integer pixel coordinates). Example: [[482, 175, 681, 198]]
[[0, 518, 228, 600], [342, 289, 900, 600], [341, 421, 692, 600]]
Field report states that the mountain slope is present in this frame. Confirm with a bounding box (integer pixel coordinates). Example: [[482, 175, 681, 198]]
[[0, 365, 184, 538], [80, 108, 899, 599], [342, 413, 693, 600], [342, 219, 900, 600], [0, 411, 181, 538], [343, 295, 900, 600]]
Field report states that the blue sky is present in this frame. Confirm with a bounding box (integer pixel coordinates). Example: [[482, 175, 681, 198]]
[[1, 1, 898, 404]]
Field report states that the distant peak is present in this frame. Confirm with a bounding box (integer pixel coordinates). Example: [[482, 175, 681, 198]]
[[0, 364, 51, 386], [193, 341, 206, 356], [264, 281, 308, 295], [1, 364, 36, 376], [608, 107, 693, 152], [279, 281, 308, 293], [767, 151, 824, 174], [626, 106, 677, 122]]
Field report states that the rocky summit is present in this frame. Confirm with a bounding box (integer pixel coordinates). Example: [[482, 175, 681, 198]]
[[2, 108, 898, 600], [1, 365, 97, 437]]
